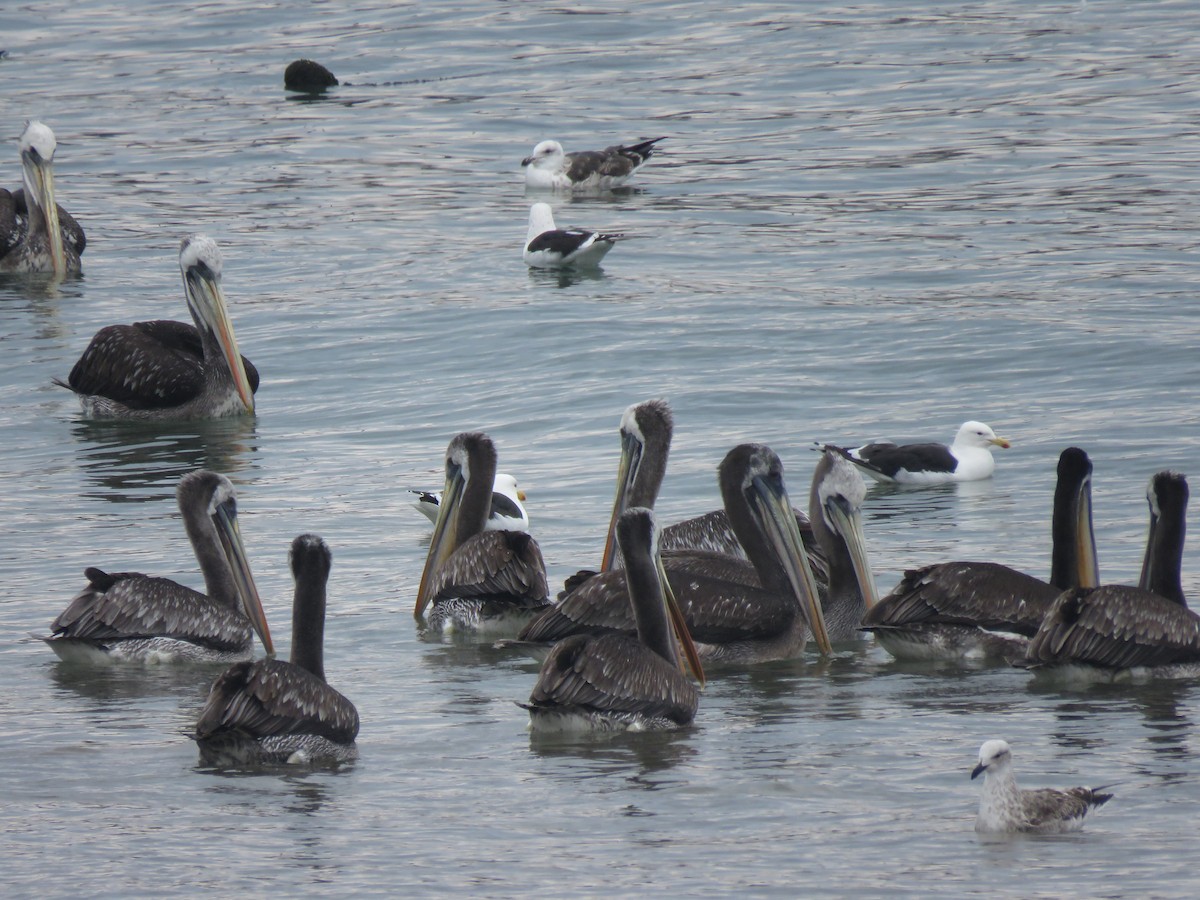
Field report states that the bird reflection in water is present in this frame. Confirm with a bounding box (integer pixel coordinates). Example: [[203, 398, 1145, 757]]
[[69, 416, 257, 503]]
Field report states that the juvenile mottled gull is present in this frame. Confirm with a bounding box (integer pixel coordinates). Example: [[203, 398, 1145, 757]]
[[971, 739, 1111, 834], [521, 136, 664, 191], [820, 420, 1011, 485]]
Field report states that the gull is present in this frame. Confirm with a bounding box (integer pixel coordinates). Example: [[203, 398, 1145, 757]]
[[972, 739, 1112, 834], [523, 202, 624, 269], [521, 137, 664, 191]]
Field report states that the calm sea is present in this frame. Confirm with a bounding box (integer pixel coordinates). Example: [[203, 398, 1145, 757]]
[[2, 1, 1198, 896]]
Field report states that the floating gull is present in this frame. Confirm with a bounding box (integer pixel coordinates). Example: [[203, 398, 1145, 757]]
[[411, 472, 529, 532], [414, 432, 550, 634], [821, 420, 1011, 485], [521, 136, 664, 191], [862, 447, 1099, 661], [193, 534, 359, 766], [522, 507, 704, 733], [1023, 470, 1199, 674], [972, 739, 1111, 834], [55, 235, 257, 420], [523, 202, 623, 269], [1, 121, 85, 275], [42, 470, 274, 664]]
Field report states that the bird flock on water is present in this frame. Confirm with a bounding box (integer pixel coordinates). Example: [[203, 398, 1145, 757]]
[[9, 59, 1194, 832]]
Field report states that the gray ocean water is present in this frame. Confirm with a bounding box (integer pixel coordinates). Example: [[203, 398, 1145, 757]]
[[2, 1, 1199, 895]]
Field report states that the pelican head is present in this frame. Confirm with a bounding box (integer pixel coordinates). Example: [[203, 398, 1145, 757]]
[[521, 140, 566, 172], [724, 444, 832, 655], [601, 399, 673, 571], [956, 421, 1011, 451], [180, 470, 273, 655], [617, 506, 705, 687], [18, 121, 66, 276], [179, 235, 255, 415], [813, 449, 879, 612], [1051, 447, 1100, 590], [415, 432, 498, 619], [1139, 469, 1188, 600], [971, 739, 1013, 780]]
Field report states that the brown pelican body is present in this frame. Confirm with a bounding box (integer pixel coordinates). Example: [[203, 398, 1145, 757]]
[[415, 432, 550, 634], [524, 508, 704, 733], [808, 448, 879, 642], [194, 535, 359, 766], [55, 235, 257, 420], [862, 447, 1099, 661], [43, 470, 273, 664], [518, 443, 831, 664], [561, 399, 827, 597], [0, 121, 84, 275], [1024, 471, 1198, 675]]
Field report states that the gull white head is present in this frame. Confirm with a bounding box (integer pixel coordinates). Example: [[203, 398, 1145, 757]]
[[971, 739, 1013, 779], [522, 140, 566, 173], [955, 421, 1011, 451]]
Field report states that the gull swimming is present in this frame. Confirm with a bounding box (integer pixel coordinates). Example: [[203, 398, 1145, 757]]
[[523, 202, 623, 269], [411, 472, 529, 532], [972, 739, 1111, 834], [821, 420, 1011, 485], [521, 137, 664, 191]]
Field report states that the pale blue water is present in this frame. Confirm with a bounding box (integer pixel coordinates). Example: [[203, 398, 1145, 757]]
[[2, 1, 1199, 896]]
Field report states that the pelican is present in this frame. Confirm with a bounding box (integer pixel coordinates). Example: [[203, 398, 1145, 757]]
[[822, 420, 1011, 485], [43, 469, 274, 664], [411, 472, 529, 532], [1024, 470, 1199, 673], [518, 443, 832, 664], [0, 121, 85, 275], [193, 534, 359, 766], [54, 235, 257, 420], [862, 447, 1099, 661], [523, 508, 704, 732], [586, 399, 826, 579], [415, 432, 550, 633], [524, 203, 624, 269], [972, 739, 1112, 834], [521, 137, 665, 191], [808, 448, 879, 642]]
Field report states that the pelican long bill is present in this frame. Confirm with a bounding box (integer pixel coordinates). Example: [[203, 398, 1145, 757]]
[[752, 471, 832, 655], [184, 260, 256, 414], [213, 499, 274, 655]]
